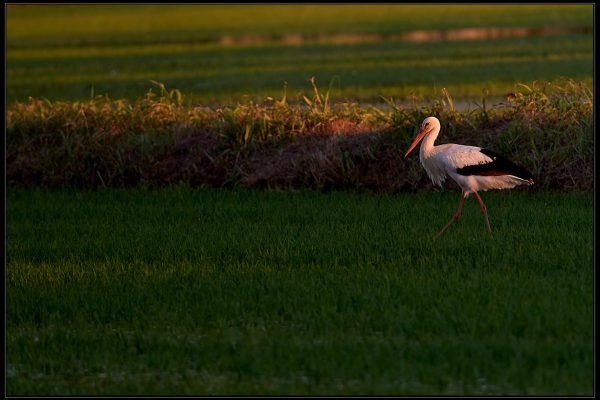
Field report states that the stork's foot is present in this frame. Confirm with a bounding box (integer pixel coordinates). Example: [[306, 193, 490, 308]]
[[434, 211, 462, 239], [473, 191, 493, 238], [482, 208, 493, 236], [486, 222, 493, 237], [434, 192, 467, 240]]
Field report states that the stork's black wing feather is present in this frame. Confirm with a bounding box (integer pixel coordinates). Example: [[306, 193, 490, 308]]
[[456, 149, 533, 180]]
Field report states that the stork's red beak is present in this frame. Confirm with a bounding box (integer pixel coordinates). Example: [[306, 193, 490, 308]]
[[404, 127, 429, 158]]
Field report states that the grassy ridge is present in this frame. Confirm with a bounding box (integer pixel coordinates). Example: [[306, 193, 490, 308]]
[[7, 188, 594, 395], [6, 5, 593, 103], [6, 79, 593, 192]]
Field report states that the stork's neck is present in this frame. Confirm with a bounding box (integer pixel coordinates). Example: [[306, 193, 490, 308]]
[[419, 127, 439, 160]]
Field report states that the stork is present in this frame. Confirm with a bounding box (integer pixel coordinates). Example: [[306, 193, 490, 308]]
[[404, 116, 534, 238]]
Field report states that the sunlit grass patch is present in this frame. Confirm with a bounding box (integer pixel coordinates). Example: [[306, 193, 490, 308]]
[[6, 5, 593, 104]]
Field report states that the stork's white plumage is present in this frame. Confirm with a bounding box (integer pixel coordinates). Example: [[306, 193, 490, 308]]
[[405, 116, 534, 238]]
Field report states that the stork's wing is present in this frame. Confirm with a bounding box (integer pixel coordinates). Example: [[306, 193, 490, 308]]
[[434, 144, 493, 171], [422, 144, 488, 186], [455, 148, 533, 181]]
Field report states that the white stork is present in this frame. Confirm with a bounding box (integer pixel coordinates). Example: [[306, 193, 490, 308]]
[[404, 116, 534, 238]]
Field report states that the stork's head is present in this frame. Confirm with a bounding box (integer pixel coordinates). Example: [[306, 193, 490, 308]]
[[404, 116, 440, 158]]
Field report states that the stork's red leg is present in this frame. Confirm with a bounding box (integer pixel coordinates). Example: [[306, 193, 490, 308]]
[[435, 192, 467, 239], [473, 191, 493, 236]]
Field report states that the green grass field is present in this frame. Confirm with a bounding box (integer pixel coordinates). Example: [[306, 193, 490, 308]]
[[7, 188, 593, 395], [7, 5, 592, 46], [6, 4, 593, 104]]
